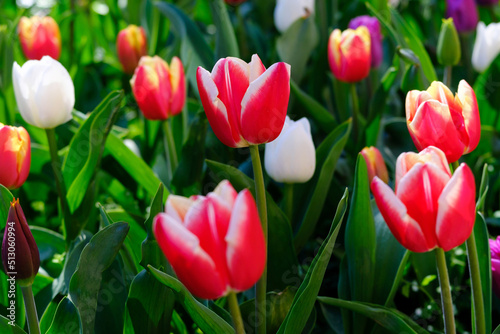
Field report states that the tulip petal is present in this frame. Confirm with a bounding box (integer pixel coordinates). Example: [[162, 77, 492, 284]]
[[371, 177, 431, 252], [196, 66, 246, 147], [166, 194, 195, 222], [12, 61, 42, 127], [169, 56, 186, 116], [226, 189, 266, 291], [153, 213, 228, 299], [240, 62, 291, 145], [457, 80, 481, 154], [436, 163, 476, 251], [212, 180, 238, 208], [408, 99, 465, 162], [338, 29, 371, 82], [248, 54, 266, 82]]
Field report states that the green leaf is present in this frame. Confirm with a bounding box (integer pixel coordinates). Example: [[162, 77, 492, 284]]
[[0, 315, 26, 334], [64, 90, 124, 213], [317, 297, 429, 334], [343, 155, 377, 333], [290, 80, 337, 133], [277, 188, 349, 334], [45, 297, 82, 334], [148, 266, 233, 333], [208, 0, 239, 58], [127, 269, 175, 333], [0, 185, 13, 230], [30, 227, 65, 264], [476, 164, 489, 213], [205, 159, 299, 291], [69, 222, 130, 334], [294, 119, 352, 252], [277, 16, 319, 82], [155, 1, 214, 95], [106, 133, 168, 200], [494, 324, 500, 334]]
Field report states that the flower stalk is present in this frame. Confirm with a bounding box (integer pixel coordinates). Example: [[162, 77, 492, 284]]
[[434, 248, 456, 334]]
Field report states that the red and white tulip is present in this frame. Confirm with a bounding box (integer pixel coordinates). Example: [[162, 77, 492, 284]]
[[360, 146, 388, 184], [0, 124, 30, 190], [116, 25, 148, 74], [371, 146, 476, 253], [196, 54, 291, 148], [153, 180, 266, 299], [18, 16, 61, 61], [406, 80, 480, 163]]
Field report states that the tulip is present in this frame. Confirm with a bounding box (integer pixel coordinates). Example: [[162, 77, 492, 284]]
[[0, 124, 31, 190], [274, 0, 315, 33], [446, 0, 479, 32], [328, 26, 371, 83], [116, 25, 148, 74], [153, 180, 266, 299], [18, 16, 61, 60], [405, 80, 480, 163], [264, 116, 315, 183], [196, 54, 291, 148], [360, 146, 388, 184], [131, 56, 186, 121], [490, 236, 500, 298], [12, 56, 75, 129], [348, 16, 383, 67], [472, 22, 500, 72], [437, 18, 461, 66], [371, 146, 476, 253], [2, 199, 40, 287]]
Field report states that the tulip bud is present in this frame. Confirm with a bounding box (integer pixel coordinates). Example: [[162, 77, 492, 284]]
[[153, 180, 266, 299], [131, 56, 186, 120], [348, 16, 383, 67], [2, 199, 40, 287], [18, 16, 61, 60], [360, 146, 388, 184], [197, 54, 291, 148], [116, 25, 147, 74], [328, 27, 371, 83], [12, 56, 75, 129], [437, 18, 461, 66], [0, 124, 31, 190], [274, 0, 315, 33], [264, 116, 315, 183], [446, 0, 479, 33], [490, 236, 500, 298], [472, 21, 500, 72], [371, 146, 476, 253], [405, 80, 480, 163]]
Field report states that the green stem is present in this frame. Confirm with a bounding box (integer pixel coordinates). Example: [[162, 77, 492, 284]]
[[466, 231, 486, 334], [488, 5, 498, 23], [162, 120, 178, 175], [45, 129, 70, 241], [249, 145, 267, 334], [227, 292, 246, 334], [21, 285, 40, 334], [350, 83, 360, 147], [434, 248, 456, 334], [283, 183, 294, 225], [443, 66, 452, 87]]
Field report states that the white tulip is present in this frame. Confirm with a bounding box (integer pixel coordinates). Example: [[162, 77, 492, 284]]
[[274, 0, 315, 34], [265, 116, 316, 184], [12, 56, 75, 129], [472, 21, 500, 73]]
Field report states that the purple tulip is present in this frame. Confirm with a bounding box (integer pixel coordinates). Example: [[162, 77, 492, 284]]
[[348, 15, 383, 68], [490, 236, 500, 298], [446, 0, 479, 32], [476, 0, 498, 6]]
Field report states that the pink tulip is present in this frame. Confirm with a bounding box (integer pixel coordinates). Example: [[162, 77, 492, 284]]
[[116, 25, 148, 74], [18, 16, 61, 61], [489, 236, 500, 298], [361, 146, 388, 184], [0, 124, 30, 190], [130, 56, 186, 120], [196, 54, 291, 148], [406, 80, 480, 163], [371, 146, 476, 253], [153, 180, 266, 299]]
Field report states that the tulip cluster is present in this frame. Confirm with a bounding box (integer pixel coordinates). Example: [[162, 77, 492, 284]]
[[153, 180, 266, 299], [0, 124, 31, 189]]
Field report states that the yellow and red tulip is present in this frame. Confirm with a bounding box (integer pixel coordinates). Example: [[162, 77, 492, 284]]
[[196, 54, 291, 148], [371, 146, 476, 253], [130, 56, 186, 120], [18, 16, 61, 61], [153, 180, 266, 300], [406, 80, 480, 163], [360, 146, 388, 184], [328, 26, 371, 83], [116, 25, 148, 74], [0, 124, 30, 190]]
